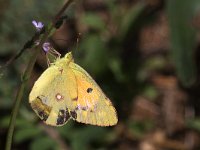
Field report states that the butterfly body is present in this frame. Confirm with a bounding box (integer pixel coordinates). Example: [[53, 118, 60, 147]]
[[29, 52, 118, 126]]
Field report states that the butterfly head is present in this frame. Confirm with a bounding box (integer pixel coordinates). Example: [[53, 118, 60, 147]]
[[64, 51, 74, 62]]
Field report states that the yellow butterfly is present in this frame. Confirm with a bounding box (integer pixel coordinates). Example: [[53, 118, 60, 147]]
[[29, 51, 118, 126]]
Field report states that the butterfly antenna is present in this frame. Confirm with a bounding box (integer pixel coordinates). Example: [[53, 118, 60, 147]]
[[50, 47, 61, 59], [73, 32, 81, 57]]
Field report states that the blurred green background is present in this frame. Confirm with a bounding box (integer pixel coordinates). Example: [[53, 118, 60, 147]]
[[1, 0, 200, 149]]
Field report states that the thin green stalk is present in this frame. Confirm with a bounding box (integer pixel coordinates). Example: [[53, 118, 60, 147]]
[[5, 28, 52, 150], [5, 36, 47, 150], [5, 1, 74, 150]]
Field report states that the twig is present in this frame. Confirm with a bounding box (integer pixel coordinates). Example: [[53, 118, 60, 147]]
[[40, 123, 70, 150], [53, 0, 73, 26], [5, 1, 74, 150], [0, 27, 45, 72]]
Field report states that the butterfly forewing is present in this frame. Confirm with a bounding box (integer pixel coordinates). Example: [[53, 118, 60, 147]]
[[69, 63, 118, 126]]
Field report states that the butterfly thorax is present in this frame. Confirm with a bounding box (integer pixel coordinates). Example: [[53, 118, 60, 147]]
[[64, 52, 74, 62], [53, 52, 74, 68]]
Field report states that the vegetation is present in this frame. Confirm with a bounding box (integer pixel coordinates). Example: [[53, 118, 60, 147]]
[[1, 0, 200, 149]]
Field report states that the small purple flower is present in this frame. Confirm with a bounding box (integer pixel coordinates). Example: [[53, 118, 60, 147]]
[[42, 42, 51, 53], [35, 41, 51, 53], [32, 20, 44, 31]]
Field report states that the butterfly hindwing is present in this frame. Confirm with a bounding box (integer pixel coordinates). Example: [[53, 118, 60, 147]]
[[29, 64, 76, 126], [69, 63, 118, 126]]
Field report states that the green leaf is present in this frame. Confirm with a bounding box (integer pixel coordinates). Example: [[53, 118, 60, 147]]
[[71, 126, 110, 150], [137, 56, 167, 82], [128, 120, 154, 138], [187, 118, 200, 131], [14, 127, 42, 143], [30, 136, 58, 150], [109, 57, 126, 82], [0, 116, 32, 128], [119, 2, 145, 40], [78, 34, 108, 75], [81, 13, 106, 31], [57, 121, 74, 139], [167, 0, 197, 86], [143, 85, 158, 100]]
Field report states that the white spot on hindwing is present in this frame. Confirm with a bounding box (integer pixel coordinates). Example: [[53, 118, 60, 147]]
[[55, 93, 64, 101]]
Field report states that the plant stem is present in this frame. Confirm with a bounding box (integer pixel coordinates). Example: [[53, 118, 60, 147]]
[[5, 82, 26, 150], [5, 26, 52, 150], [5, 1, 74, 150]]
